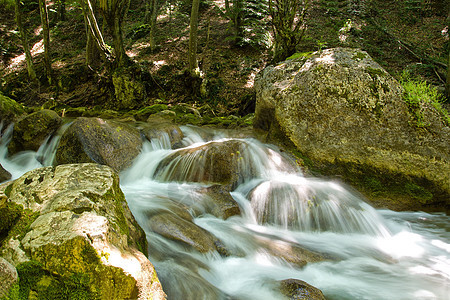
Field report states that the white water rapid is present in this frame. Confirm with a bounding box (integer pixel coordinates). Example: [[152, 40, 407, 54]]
[[1, 124, 449, 299]]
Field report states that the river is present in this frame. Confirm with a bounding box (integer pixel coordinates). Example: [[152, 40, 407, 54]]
[[1, 123, 449, 299]]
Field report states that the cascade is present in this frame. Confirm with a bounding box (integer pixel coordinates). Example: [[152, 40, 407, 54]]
[[1, 124, 449, 299]]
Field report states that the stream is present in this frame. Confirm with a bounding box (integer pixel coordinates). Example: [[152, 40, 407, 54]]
[[1, 123, 449, 299]]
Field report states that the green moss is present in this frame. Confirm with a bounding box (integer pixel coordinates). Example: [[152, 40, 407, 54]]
[[16, 261, 98, 300], [404, 182, 433, 204], [1, 208, 39, 250], [365, 67, 385, 79], [1, 281, 19, 300], [0, 202, 23, 243], [352, 52, 368, 60], [286, 52, 314, 60]]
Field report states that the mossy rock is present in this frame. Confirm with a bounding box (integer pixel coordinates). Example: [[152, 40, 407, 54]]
[[8, 109, 62, 155], [135, 104, 169, 121], [2, 164, 165, 299], [0, 201, 23, 243], [0, 93, 25, 127], [279, 278, 326, 300], [255, 47, 450, 211], [54, 117, 142, 171]]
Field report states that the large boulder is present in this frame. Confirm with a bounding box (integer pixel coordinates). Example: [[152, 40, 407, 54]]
[[154, 140, 257, 186], [55, 117, 142, 171], [0, 93, 25, 127], [254, 48, 450, 210], [8, 109, 62, 155], [0, 163, 166, 299]]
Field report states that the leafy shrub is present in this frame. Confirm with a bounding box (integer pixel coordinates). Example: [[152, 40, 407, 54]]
[[400, 71, 449, 128]]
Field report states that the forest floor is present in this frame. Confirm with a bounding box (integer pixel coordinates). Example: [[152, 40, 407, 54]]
[[0, 0, 448, 116]]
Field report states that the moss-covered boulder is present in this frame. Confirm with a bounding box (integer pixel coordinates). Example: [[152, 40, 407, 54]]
[[155, 140, 257, 186], [0, 94, 25, 127], [7, 109, 62, 155], [0, 94, 25, 126], [0, 163, 11, 182], [255, 47, 450, 211], [1, 164, 166, 299], [148, 212, 220, 253], [54, 117, 142, 171], [279, 278, 326, 300]]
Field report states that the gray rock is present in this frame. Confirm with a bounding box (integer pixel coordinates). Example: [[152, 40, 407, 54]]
[[54, 117, 142, 171], [149, 212, 219, 253], [255, 47, 450, 210], [0, 163, 11, 182], [8, 109, 62, 155], [2, 163, 166, 299]]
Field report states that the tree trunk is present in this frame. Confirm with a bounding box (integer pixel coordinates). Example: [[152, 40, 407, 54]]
[[58, 0, 66, 21], [112, 15, 127, 68], [446, 9, 450, 99], [188, 0, 200, 73], [39, 0, 52, 84], [80, 0, 112, 67], [149, 0, 158, 51], [14, 0, 36, 81]]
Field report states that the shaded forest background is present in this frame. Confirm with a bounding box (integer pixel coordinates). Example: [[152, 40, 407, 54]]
[[0, 0, 449, 118]]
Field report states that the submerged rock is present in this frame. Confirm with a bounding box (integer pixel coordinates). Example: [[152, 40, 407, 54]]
[[255, 47, 450, 210], [279, 278, 326, 300], [155, 139, 257, 186], [55, 117, 142, 171], [199, 184, 241, 219], [8, 109, 62, 155], [1, 163, 166, 299], [149, 212, 218, 253]]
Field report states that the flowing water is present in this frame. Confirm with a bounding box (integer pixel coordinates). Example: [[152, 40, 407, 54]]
[[1, 124, 449, 299]]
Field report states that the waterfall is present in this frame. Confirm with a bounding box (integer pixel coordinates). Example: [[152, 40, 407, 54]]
[[1, 123, 449, 300]]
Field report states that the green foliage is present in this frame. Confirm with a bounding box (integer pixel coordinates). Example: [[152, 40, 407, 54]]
[[400, 71, 450, 127], [286, 51, 313, 60]]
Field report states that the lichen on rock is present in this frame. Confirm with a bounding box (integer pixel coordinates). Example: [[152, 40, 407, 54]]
[[1, 163, 166, 299], [254, 47, 450, 211]]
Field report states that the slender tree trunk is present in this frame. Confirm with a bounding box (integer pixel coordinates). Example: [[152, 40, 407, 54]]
[[188, 0, 200, 73], [14, 0, 36, 81], [149, 0, 158, 51], [39, 0, 52, 84], [112, 16, 127, 68], [80, 0, 112, 67], [446, 9, 450, 99], [58, 0, 66, 21]]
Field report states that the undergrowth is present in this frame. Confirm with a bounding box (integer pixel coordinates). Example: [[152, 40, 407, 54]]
[[400, 71, 450, 128]]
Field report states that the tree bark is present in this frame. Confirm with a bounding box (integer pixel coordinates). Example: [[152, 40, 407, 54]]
[[39, 0, 52, 84], [80, 0, 112, 67], [188, 0, 200, 73], [14, 0, 36, 81]]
